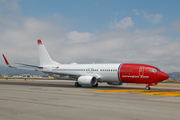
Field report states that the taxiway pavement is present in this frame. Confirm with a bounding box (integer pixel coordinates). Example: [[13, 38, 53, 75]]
[[0, 79, 180, 120]]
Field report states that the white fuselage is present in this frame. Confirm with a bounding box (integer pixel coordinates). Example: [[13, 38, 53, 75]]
[[43, 63, 122, 82]]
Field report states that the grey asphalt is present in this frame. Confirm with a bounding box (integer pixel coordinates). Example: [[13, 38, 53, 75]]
[[0, 79, 180, 120]]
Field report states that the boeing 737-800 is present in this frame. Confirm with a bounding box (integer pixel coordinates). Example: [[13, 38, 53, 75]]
[[2, 40, 169, 90]]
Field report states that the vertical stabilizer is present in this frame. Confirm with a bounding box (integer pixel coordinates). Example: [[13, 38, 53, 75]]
[[37, 39, 59, 66]]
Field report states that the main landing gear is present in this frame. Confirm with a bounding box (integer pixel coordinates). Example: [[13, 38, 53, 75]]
[[92, 83, 98, 87], [74, 82, 98, 87], [75, 82, 81, 87], [145, 86, 150, 90]]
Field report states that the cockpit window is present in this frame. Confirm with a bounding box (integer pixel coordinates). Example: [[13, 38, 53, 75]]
[[150, 69, 157, 72], [150, 69, 161, 72]]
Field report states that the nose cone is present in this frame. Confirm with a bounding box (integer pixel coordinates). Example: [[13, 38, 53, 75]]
[[159, 72, 169, 81]]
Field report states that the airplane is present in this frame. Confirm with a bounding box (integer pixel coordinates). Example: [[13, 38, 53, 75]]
[[2, 39, 169, 90]]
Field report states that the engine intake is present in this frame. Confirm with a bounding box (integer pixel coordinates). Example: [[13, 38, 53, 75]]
[[78, 76, 97, 85]]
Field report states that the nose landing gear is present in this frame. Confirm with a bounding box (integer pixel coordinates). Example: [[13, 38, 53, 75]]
[[146, 83, 156, 90], [145, 86, 150, 90]]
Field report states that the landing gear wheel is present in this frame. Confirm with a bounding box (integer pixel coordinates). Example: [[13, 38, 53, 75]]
[[75, 82, 81, 87], [145, 86, 150, 90], [92, 83, 98, 87]]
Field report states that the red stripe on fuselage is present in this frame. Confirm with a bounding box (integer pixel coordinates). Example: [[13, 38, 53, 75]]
[[119, 63, 169, 85]]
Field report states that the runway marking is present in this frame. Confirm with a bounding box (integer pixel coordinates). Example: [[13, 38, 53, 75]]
[[90, 89, 180, 97], [90, 89, 154, 93], [135, 91, 180, 97], [128, 83, 180, 88]]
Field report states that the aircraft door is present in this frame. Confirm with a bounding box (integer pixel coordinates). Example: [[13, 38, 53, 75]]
[[139, 66, 144, 76], [139, 66, 145, 81]]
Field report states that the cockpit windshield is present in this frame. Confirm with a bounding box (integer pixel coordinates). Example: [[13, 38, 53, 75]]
[[150, 69, 161, 72]]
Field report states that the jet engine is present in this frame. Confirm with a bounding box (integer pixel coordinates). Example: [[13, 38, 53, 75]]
[[78, 76, 97, 85]]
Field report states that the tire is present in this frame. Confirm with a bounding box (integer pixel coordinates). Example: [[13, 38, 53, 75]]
[[92, 83, 98, 87], [75, 82, 81, 87], [145, 86, 150, 90]]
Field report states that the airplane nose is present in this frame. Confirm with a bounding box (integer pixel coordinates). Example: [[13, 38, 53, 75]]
[[159, 72, 169, 81], [164, 73, 169, 80]]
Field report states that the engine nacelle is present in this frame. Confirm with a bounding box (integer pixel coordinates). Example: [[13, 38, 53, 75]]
[[107, 82, 123, 85], [78, 76, 97, 85]]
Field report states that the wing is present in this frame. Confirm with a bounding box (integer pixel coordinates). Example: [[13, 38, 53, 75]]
[[2, 54, 41, 70], [15, 63, 43, 69], [39, 70, 80, 79], [2, 54, 99, 80], [39, 70, 100, 80], [2, 54, 80, 79]]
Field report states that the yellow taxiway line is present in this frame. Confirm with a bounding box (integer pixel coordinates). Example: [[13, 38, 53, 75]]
[[90, 89, 180, 97], [90, 89, 154, 93], [128, 83, 180, 88], [135, 91, 180, 97]]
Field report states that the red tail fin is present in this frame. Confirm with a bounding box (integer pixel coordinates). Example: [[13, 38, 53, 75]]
[[37, 39, 43, 45]]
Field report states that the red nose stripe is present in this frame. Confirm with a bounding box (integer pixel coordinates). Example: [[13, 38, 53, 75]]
[[164, 73, 169, 80]]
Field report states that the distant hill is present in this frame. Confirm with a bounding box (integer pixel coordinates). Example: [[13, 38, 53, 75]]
[[0, 65, 45, 76], [167, 72, 180, 79]]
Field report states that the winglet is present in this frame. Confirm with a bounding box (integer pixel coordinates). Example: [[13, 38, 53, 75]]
[[2, 54, 9, 66], [2, 54, 15, 68]]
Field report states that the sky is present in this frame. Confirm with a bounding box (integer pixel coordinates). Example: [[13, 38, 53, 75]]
[[0, 0, 180, 73]]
